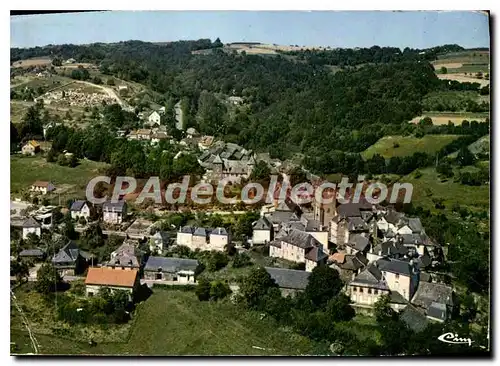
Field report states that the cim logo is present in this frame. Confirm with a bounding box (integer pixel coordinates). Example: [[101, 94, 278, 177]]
[[438, 332, 474, 346]]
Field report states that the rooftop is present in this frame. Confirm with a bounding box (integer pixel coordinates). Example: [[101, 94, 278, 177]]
[[265, 267, 311, 290], [144, 256, 199, 273], [85, 267, 138, 288]]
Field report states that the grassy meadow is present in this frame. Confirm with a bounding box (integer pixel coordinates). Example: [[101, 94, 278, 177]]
[[11, 288, 326, 356], [362, 135, 460, 159]]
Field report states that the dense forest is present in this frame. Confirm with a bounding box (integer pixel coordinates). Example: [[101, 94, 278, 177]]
[[11, 40, 477, 171]]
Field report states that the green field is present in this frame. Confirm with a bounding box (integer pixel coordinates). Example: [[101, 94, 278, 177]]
[[362, 135, 460, 159], [11, 289, 325, 356], [10, 155, 109, 199], [401, 167, 489, 214]]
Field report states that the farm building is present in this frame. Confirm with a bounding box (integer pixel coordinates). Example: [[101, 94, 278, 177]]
[[143, 256, 199, 283]]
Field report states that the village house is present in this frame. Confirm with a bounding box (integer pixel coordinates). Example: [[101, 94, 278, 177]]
[[19, 248, 46, 262], [30, 181, 55, 195], [198, 135, 215, 150], [269, 228, 328, 272], [143, 256, 199, 283], [329, 251, 368, 283], [85, 267, 139, 299], [252, 216, 273, 245], [265, 267, 311, 297], [146, 111, 161, 126], [400, 304, 429, 333], [198, 141, 257, 184], [52, 240, 93, 276], [227, 96, 244, 105], [411, 281, 455, 322], [209, 227, 230, 251], [376, 257, 419, 302], [105, 239, 142, 270], [151, 131, 170, 145], [70, 200, 92, 221], [176, 226, 231, 252], [22, 217, 41, 239], [347, 263, 391, 307], [149, 231, 170, 254], [330, 201, 373, 246], [21, 140, 41, 156], [102, 201, 127, 224], [186, 127, 200, 138]]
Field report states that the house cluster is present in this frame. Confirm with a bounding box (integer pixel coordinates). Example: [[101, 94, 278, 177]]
[[253, 199, 329, 272], [126, 125, 173, 145], [176, 226, 231, 252], [251, 196, 454, 323], [198, 141, 256, 184]]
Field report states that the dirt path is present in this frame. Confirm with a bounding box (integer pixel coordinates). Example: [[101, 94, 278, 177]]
[[11, 290, 40, 354]]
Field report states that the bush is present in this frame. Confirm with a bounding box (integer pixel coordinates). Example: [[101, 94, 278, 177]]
[[232, 252, 252, 268], [209, 280, 232, 301], [195, 279, 211, 301]]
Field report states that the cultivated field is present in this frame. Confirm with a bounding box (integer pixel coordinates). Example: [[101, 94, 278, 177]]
[[409, 112, 489, 125], [12, 57, 52, 68], [432, 51, 489, 74], [10, 155, 109, 198], [437, 73, 490, 87], [11, 289, 325, 355], [362, 135, 461, 159]]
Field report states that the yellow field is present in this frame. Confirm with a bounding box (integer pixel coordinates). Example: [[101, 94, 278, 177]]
[[437, 73, 490, 87], [409, 113, 489, 125], [12, 58, 52, 68]]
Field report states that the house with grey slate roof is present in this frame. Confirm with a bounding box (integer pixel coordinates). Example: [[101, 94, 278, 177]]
[[411, 281, 454, 322], [70, 200, 91, 220], [348, 263, 391, 307], [269, 228, 327, 272], [198, 141, 257, 184], [52, 240, 92, 275], [19, 248, 46, 262], [105, 239, 143, 270], [144, 256, 199, 283], [22, 217, 41, 239], [252, 216, 273, 245], [176, 226, 231, 252], [265, 267, 311, 296], [102, 200, 127, 224]]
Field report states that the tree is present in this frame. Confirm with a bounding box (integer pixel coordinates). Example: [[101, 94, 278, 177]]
[[325, 293, 355, 322], [232, 252, 252, 268], [35, 262, 62, 294], [209, 280, 232, 300], [205, 251, 229, 272], [436, 160, 454, 178], [19, 105, 43, 138], [456, 147, 475, 167], [440, 66, 447, 74], [374, 294, 396, 323], [239, 266, 278, 309], [304, 265, 343, 309], [195, 278, 212, 301], [250, 160, 271, 182], [213, 37, 223, 48], [52, 57, 62, 66], [10, 260, 29, 282]]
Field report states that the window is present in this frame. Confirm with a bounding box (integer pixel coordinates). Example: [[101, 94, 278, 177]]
[[359, 287, 364, 293], [352, 287, 357, 292], [396, 273, 400, 279], [367, 288, 372, 294], [374, 289, 378, 295]]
